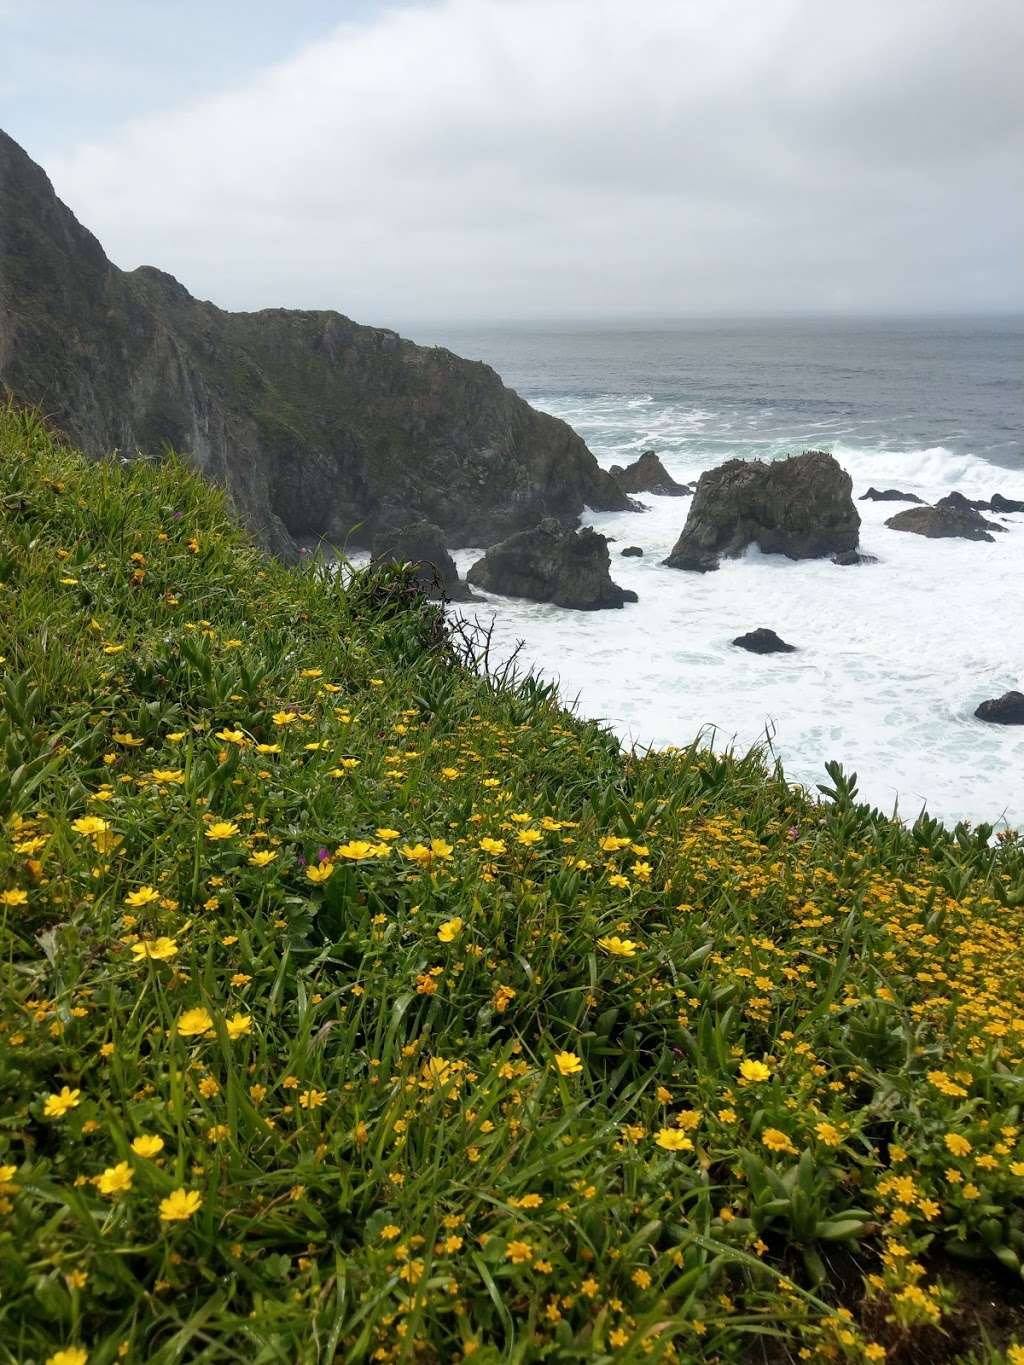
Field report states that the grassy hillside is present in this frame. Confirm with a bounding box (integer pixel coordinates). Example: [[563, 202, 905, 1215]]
[[1, 401, 1023, 1365]]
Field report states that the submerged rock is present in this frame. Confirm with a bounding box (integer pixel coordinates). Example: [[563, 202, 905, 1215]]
[[975, 691, 1024, 725], [732, 628, 797, 654], [664, 451, 859, 572], [832, 550, 879, 566], [609, 450, 691, 497], [861, 487, 924, 504], [370, 521, 472, 602], [620, 546, 644, 557], [884, 505, 1002, 542], [467, 519, 638, 610]]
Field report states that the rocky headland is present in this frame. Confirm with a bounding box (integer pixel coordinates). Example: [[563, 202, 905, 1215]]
[[0, 130, 628, 562]]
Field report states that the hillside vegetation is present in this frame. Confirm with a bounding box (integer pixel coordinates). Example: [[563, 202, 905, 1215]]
[[1, 402, 1023, 1365]]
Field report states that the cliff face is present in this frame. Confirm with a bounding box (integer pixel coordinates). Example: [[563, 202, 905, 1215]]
[[0, 130, 628, 558]]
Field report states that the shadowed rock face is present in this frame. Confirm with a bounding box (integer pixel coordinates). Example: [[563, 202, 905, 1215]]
[[0, 129, 629, 561], [664, 451, 860, 572], [609, 450, 691, 496], [370, 521, 472, 602], [884, 505, 1002, 542], [861, 487, 924, 504], [467, 519, 638, 610], [975, 691, 1024, 725]]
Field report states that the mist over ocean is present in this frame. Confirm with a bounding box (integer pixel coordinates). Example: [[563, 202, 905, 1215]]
[[408, 317, 1024, 828]]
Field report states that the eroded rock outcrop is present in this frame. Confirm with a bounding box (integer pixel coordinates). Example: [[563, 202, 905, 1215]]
[[467, 519, 638, 610], [861, 487, 924, 504], [975, 691, 1024, 725], [990, 493, 1024, 513], [664, 451, 859, 572], [609, 451, 691, 497], [0, 130, 630, 561], [884, 505, 1002, 542], [732, 628, 796, 654], [370, 521, 472, 602]]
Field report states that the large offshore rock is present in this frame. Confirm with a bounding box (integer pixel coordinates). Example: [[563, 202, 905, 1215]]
[[884, 505, 1002, 542], [0, 130, 630, 562], [664, 451, 860, 572], [609, 450, 691, 496], [974, 691, 1024, 725], [467, 519, 638, 610], [370, 521, 472, 602]]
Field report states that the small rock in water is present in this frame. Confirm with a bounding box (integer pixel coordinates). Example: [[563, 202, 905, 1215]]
[[620, 546, 644, 557], [885, 504, 1002, 542], [832, 550, 879, 566], [990, 492, 1024, 513], [860, 487, 924, 503], [467, 518, 637, 610], [974, 691, 1024, 725], [608, 450, 691, 497], [938, 490, 992, 513], [732, 628, 797, 654]]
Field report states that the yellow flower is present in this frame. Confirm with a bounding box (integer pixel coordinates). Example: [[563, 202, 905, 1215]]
[[815, 1122, 842, 1147], [739, 1059, 771, 1084], [131, 1134, 165, 1158], [0, 1163, 17, 1183], [305, 862, 335, 883], [131, 936, 178, 961], [944, 1133, 972, 1157], [71, 815, 108, 836], [597, 935, 637, 958], [96, 1161, 133, 1196], [1006, 1346, 1024, 1365], [437, 916, 463, 943], [517, 828, 542, 845], [506, 1239, 533, 1264], [159, 1188, 202, 1222], [654, 1128, 693, 1152], [552, 1051, 583, 1077], [215, 729, 248, 745], [600, 835, 632, 851], [299, 1089, 327, 1110], [400, 842, 432, 864], [249, 849, 278, 866], [46, 1349, 88, 1365], [150, 768, 185, 782], [176, 1007, 214, 1037], [271, 711, 298, 726], [43, 1087, 81, 1118], [112, 731, 144, 747], [761, 1128, 798, 1155], [225, 1012, 252, 1041], [1, 888, 27, 906], [204, 821, 239, 841], [430, 838, 454, 860], [375, 828, 401, 841], [478, 837, 506, 855], [336, 840, 378, 861]]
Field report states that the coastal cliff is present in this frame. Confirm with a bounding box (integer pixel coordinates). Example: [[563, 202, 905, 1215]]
[[0, 130, 628, 559]]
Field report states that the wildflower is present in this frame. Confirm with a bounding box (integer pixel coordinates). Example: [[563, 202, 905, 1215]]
[[430, 837, 454, 860], [299, 1089, 327, 1110], [96, 1161, 133, 1196], [739, 1059, 771, 1084], [553, 1051, 583, 1077], [1, 888, 27, 906], [761, 1128, 798, 1155], [815, 1122, 842, 1147], [655, 1129, 693, 1152], [376, 828, 401, 841], [159, 1188, 202, 1222], [597, 935, 637, 957], [46, 1350, 88, 1365], [249, 849, 277, 866], [305, 862, 335, 884], [71, 816, 108, 836], [517, 829, 542, 845], [225, 1012, 252, 1040], [336, 840, 379, 861], [438, 916, 463, 943], [176, 1007, 214, 1037], [150, 769, 185, 782], [204, 821, 239, 841], [271, 711, 299, 726], [131, 1134, 165, 1158], [600, 835, 632, 851], [131, 936, 178, 961], [944, 1133, 972, 1157], [608, 874, 630, 889], [43, 1087, 81, 1118], [215, 729, 248, 745], [493, 984, 516, 1012], [506, 1239, 533, 1264], [479, 837, 506, 855]]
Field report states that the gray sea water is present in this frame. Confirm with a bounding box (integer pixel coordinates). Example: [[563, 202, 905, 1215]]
[[401, 317, 1024, 828]]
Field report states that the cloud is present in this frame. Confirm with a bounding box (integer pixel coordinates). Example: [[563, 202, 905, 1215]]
[[41, 0, 1024, 323]]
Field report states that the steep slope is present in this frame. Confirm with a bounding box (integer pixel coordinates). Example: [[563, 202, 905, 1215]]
[[0, 129, 628, 558]]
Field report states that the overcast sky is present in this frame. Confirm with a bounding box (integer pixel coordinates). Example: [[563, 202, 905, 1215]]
[[3, 0, 1023, 326]]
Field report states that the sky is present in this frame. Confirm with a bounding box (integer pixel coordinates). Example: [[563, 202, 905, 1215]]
[[2, 0, 1023, 327]]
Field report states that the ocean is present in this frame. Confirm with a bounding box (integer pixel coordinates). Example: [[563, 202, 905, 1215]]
[[405, 317, 1024, 829]]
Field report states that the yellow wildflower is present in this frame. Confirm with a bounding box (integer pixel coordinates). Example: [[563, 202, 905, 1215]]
[[159, 1188, 202, 1222]]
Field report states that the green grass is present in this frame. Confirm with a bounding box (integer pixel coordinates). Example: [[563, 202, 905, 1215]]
[[2, 400, 1024, 1365]]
